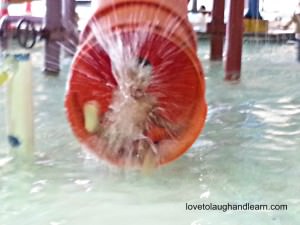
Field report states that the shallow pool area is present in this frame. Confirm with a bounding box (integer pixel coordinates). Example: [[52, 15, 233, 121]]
[[1, 40, 300, 225]]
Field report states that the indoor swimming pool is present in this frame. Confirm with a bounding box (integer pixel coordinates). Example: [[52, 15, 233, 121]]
[[0, 40, 299, 225]]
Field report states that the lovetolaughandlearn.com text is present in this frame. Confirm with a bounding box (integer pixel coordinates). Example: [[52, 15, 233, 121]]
[[185, 203, 288, 212]]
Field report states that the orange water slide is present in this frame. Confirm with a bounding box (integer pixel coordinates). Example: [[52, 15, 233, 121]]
[[65, 0, 207, 168]]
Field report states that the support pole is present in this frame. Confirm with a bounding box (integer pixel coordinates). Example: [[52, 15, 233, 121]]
[[191, 0, 197, 13], [44, 0, 62, 74], [0, 0, 9, 50], [0, 0, 8, 18], [225, 0, 244, 81], [25, 1, 32, 15], [62, 0, 78, 56], [208, 0, 225, 61], [245, 0, 262, 19], [0, 16, 9, 50], [297, 40, 300, 62]]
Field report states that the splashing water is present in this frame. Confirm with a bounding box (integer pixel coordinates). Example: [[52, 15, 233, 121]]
[[65, 1, 206, 169]]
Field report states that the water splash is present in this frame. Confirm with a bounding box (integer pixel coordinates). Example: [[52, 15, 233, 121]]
[[65, 1, 206, 169]]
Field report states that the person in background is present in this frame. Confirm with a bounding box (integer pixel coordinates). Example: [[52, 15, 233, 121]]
[[199, 5, 207, 14], [195, 5, 210, 33], [283, 2, 300, 62]]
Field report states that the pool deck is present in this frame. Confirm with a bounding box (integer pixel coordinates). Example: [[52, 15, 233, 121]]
[[244, 30, 295, 42], [196, 29, 295, 43]]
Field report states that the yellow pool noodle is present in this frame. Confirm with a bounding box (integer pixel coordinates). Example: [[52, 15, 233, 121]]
[[0, 71, 9, 86], [83, 100, 101, 134], [6, 53, 34, 156]]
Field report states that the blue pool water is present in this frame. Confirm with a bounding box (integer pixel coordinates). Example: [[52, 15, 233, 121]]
[[0, 40, 300, 225]]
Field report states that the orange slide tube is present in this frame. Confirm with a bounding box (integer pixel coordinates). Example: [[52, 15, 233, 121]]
[[65, 0, 207, 168]]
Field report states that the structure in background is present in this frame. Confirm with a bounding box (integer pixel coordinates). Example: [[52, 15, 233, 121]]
[[207, 0, 244, 81], [225, 0, 244, 80], [0, 0, 78, 74], [207, 0, 269, 80], [44, 0, 62, 73], [44, 0, 78, 73], [0, 0, 9, 17], [208, 0, 225, 61], [244, 0, 268, 33]]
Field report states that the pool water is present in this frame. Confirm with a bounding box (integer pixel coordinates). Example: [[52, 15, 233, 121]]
[[0, 40, 300, 225]]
